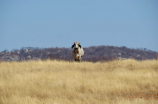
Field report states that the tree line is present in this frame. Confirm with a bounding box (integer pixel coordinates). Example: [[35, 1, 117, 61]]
[[0, 46, 157, 62]]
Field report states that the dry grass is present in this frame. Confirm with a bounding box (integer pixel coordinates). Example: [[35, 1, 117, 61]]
[[0, 59, 158, 104]]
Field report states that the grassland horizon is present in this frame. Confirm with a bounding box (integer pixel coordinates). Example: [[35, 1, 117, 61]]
[[0, 59, 158, 104]]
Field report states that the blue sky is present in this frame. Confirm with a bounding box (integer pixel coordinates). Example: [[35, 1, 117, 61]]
[[0, 0, 158, 52]]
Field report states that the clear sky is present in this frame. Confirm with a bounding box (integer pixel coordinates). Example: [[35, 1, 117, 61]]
[[0, 0, 158, 52]]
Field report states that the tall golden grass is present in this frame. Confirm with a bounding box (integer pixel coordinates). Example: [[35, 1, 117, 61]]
[[0, 59, 158, 104]]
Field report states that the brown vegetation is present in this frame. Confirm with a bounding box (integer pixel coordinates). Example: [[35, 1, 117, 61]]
[[0, 59, 158, 104]]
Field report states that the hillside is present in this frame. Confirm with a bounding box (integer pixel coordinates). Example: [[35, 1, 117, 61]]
[[0, 46, 157, 62]]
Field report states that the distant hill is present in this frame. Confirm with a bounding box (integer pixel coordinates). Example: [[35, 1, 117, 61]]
[[0, 46, 157, 62]]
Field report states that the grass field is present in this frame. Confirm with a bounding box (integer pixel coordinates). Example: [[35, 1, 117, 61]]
[[0, 59, 158, 104]]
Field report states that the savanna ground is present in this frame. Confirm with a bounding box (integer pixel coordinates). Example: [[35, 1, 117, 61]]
[[0, 59, 158, 104]]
